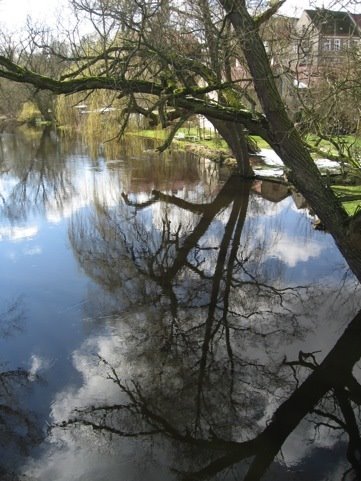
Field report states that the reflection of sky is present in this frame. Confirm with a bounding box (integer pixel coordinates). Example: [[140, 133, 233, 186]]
[[0, 131, 359, 481], [131, 187, 339, 285], [0, 225, 38, 242], [246, 196, 345, 282], [22, 280, 355, 481]]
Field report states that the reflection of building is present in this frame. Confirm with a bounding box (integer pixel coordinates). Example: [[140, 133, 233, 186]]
[[252, 181, 290, 203], [292, 191, 308, 210], [127, 154, 201, 194]]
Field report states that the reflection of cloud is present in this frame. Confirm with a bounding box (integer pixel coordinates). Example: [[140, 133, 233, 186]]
[[248, 221, 324, 269], [271, 235, 324, 267], [23, 245, 42, 256], [28, 354, 48, 382], [282, 419, 342, 467], [257, 386, 346, 468], [0, 225, 38, 242], [45, 168, 126, 224], [46, 209, 72, 225], [26, 448, 120, 481], [23, 331, 145, 481], [23, 272, 358, 481]]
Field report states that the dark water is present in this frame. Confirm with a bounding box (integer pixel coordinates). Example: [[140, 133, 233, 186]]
[[0, 127, 360, 481]]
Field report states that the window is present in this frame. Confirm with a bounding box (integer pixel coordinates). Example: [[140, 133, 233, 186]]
[[334, 38, 341, 51], [323, 38, 331, 51]]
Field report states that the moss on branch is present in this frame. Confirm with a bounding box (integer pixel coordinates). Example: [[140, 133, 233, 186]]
[[0, 55, 271, 141]]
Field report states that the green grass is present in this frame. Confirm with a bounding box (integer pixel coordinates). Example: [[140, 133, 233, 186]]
[[128, 128, 272, 152], [133, 130, 361, 153], [128, 127, 229, 150], [340, 201, 361, 215], [306, 134, 361, 158], [127, 128, 167, 140], [249, 136, 271, 149], [332, 184, 361, 215], [332, 185, 361, 194], [130, 129, 361, 154]]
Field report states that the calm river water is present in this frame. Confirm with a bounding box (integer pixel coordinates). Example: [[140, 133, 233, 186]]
[[0, 127, 360, 481]]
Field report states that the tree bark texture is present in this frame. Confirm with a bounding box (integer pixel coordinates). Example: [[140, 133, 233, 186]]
[[219, 0, 361, 277]]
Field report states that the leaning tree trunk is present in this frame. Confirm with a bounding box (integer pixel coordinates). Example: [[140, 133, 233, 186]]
[[208, 117, 253, 176], [219, 0, 361, 277]]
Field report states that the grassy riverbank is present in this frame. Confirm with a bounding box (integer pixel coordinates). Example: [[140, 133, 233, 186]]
[[126, 127, 271, 166], [127, 127, 271, 150], [128, 127, 361, 158]]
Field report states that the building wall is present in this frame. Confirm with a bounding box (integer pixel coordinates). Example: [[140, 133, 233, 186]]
[[294, 10, 361, 82], [294, 11, 320, 80]]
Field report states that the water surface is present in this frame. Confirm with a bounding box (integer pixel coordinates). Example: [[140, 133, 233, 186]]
[[0, 128, 359, 481]]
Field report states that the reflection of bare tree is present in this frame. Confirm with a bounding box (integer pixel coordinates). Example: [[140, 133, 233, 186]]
[[0, 296, 25, 338], [56, 308, 361, 481], [63, 174, 333, 480], [0, 127, 75, 222], [0, 297, 42, 480], [285, 350, 361, 481]]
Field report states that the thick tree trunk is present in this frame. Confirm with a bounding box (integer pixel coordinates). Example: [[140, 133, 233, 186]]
[[208, 118, 253, 176], [219, 0, 361, 277]]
